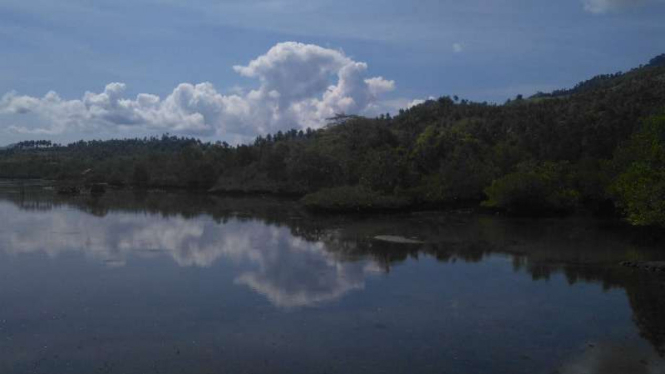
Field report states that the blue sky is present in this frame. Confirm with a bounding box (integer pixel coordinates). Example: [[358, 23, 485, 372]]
[[1, 0, 664, 145]]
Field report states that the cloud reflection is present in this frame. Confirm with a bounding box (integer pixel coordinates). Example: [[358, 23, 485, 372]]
[[0, 202, 378, 307], [558, 342, 665, 374]]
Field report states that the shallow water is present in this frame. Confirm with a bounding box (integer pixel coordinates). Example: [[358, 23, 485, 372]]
[[0, 181, 664, 374]]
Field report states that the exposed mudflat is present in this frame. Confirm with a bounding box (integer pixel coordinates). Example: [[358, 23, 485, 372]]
[[373, 235, 424, 244], [621, 261, 665, 272]]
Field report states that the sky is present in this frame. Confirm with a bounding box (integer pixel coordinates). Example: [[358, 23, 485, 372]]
[[0, 0, 664, 145]]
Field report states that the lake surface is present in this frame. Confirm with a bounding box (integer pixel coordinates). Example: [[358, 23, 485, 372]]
[[0, 181, 664, 374]]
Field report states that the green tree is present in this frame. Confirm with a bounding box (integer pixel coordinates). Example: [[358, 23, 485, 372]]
[[483, 161, 580, 214], [359, 148, 406, 194], [609, 114, 665, 226], [132, 163, 150, 187]]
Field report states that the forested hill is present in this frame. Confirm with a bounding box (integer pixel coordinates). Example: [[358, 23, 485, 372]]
[[531, 52, 665, 99], [2, 54, 665, 226]]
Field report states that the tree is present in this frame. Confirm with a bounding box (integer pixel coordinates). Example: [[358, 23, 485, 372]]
[[610, 114, 665, 226], [483, 161, 580, 214], [359, 148, 407, 194], [132, 163, 150, 187]]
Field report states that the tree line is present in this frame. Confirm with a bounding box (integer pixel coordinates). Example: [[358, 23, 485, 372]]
[[1, 54, 665, 226]]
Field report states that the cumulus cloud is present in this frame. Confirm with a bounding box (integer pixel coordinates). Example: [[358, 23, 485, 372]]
[[406, 96, 437, 109], [0, 42, 397, 140], [582, 0, 649, 13]]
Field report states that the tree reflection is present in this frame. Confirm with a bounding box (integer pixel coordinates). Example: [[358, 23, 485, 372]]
[[0, 184, 664, 355], [558, 342, 665, 374]]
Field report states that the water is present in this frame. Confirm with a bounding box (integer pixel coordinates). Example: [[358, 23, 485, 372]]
[[0, 181, 664, 374]]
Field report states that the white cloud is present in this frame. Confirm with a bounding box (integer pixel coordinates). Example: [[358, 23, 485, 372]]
[[365, 76, 396, 96], [452, 42, 463, 53], [582, 0, 650, 13], [0, 42, 399, 140], [408, 99, 427, 108], [406, 96, 436, 109]]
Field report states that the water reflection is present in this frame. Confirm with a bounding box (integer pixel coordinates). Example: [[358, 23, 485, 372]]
[[1, 203, 381, 308], [559, 342, 665, 374], [1, 183, 665, 373]]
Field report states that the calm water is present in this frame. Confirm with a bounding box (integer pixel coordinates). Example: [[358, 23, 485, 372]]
[[0, 181, 664, 374]]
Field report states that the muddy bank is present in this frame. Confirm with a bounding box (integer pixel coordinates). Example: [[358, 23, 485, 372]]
[[621, 261, 665, 273]]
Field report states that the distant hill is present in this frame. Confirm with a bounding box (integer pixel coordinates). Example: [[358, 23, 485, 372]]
[[647, 53, 665, 68], [1, 53, 665, 224], [531, 53, 665, 100], [0, 143, 19, 151]]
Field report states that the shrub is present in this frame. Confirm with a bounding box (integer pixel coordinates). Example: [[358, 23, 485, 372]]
[[609, 114, 665, 226], [483, 161, 580, 214]]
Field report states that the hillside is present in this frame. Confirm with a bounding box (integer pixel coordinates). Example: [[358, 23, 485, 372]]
[[1, 55, 665, 224]]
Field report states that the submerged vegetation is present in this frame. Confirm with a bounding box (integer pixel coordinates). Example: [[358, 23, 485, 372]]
[[1, 54, 665, 225]]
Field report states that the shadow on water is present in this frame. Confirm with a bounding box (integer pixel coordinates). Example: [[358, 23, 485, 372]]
[[0, 181, 664, 373]]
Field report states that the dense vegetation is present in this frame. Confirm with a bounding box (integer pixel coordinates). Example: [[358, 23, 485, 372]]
[[1, 54, 665, 225]]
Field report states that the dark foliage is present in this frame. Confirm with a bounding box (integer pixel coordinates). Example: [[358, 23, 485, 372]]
[[2, 55, 665, 225]]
